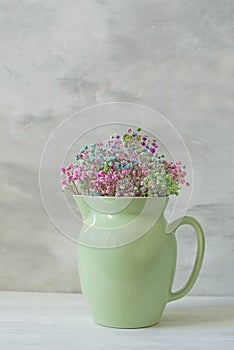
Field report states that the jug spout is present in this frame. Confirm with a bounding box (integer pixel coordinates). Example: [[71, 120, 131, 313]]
[[73, 195, 91, 221]]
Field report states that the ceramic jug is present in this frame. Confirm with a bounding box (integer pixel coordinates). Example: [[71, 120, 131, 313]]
[[74, 195, 205, 328]]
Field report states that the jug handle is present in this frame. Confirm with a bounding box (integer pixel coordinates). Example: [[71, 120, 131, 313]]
[[168, 216, 205, 302]]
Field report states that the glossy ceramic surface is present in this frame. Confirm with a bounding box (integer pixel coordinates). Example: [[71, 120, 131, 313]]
[[74, 195, 205, 328]]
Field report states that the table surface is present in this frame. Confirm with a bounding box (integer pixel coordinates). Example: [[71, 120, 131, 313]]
[[0, 292, 234, 350]]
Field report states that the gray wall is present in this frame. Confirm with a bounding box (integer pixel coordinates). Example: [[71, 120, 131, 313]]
[[0, 0, 233, 295]]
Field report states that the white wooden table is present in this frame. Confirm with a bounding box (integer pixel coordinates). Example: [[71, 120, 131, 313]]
[[0, 292, 234, 349]]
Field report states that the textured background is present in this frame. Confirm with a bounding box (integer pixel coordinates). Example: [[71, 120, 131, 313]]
[[0, 0, 233, 295]]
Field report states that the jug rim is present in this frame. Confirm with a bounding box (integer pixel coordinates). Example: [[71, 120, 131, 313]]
[[73, 194, 170, 201]]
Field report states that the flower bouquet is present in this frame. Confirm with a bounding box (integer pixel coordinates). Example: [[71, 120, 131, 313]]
[[60, 127, 189, 197]]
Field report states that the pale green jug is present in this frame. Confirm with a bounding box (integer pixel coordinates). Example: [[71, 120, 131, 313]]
[[74, 195, 205, 328]]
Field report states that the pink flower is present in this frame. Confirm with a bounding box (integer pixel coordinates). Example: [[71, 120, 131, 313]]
[[66, 164, 73, 171], [61, 179, 66, 185]]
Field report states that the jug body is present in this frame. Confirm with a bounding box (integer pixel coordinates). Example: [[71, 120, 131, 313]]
[[74, 195, 205, 328]]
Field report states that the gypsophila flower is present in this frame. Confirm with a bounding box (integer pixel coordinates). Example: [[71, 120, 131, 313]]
[[60, 127, 189, 197]]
